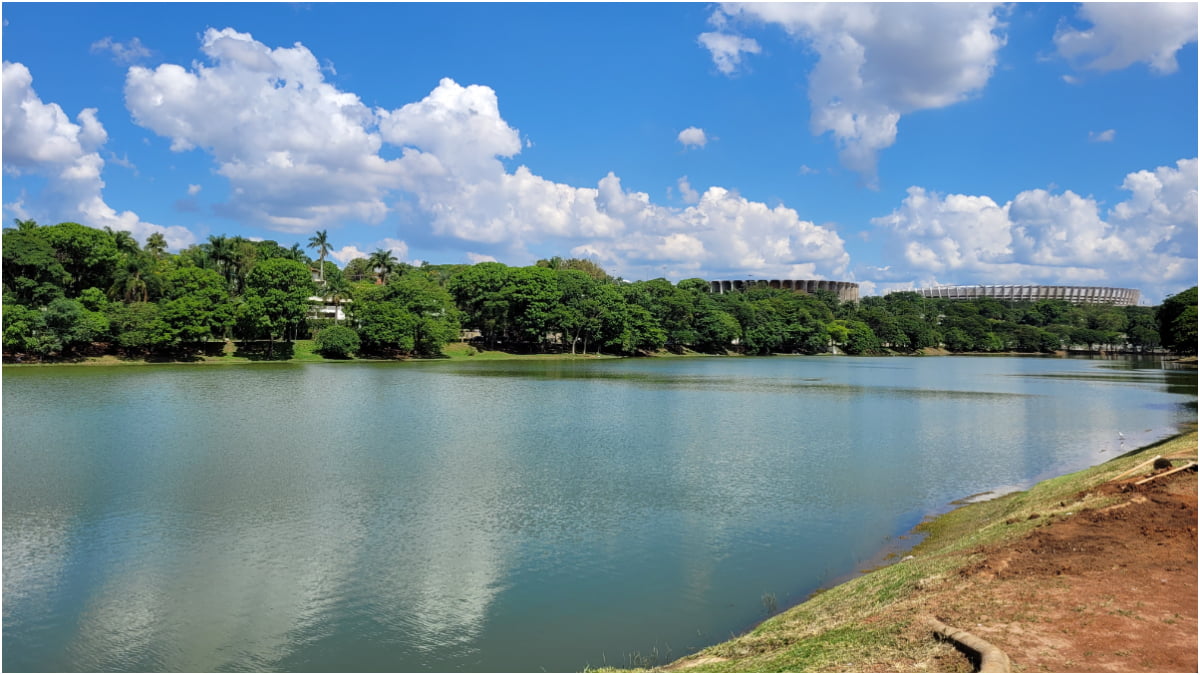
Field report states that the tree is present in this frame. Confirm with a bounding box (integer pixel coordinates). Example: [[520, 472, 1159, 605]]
[[105, 227, 141, 256], [317, 262, 351, 324], [314, 325, 360, 358], [161, 267, 235, 343], [3, 303, 50, 355], [1124, 305, 1161, 352], [40, 297, 108, 356], [145, 232, 168, 258], [367, 248, 398, 285], [107, 302, 174, 353], [39, 222, 120, 296], [2, 228, 70, 306], [1157, 286, 1198, 355], [242, 258, 316, 358], [307, 230, 332, 286], [343, 256, 375, 283], [447, 262, 514, 348]]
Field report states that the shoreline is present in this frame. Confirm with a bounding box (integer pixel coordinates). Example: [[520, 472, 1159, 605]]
[[648, 430, 1198, 673], [4, 341, 1190, 368]]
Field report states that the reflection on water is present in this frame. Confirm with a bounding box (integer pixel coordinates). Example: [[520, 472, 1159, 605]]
[[4, 356, 1196, 671]]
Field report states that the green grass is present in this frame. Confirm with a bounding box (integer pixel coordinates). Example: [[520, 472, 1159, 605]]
[[438, 341, 621, 361], [656, 431, 1198, 673]]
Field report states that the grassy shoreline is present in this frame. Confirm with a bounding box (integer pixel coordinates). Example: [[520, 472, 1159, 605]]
[[5, 341, 1191, 367], [638, 430, 1197, 673], [1, 340, 626, 366]]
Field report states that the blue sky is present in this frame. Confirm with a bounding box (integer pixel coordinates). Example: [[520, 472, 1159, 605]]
[[3, 2, 1196, 302]]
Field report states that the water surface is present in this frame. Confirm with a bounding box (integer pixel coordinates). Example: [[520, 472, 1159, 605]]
[[4, 356, 1195, 671]]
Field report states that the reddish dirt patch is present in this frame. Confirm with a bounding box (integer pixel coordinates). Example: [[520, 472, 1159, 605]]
[[933, 468, 1197, 672]]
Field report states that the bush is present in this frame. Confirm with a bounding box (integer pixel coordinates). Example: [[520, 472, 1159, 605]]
[[314, 325, 360, 358]]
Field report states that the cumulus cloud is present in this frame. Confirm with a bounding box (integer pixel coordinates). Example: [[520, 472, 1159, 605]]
[[1088, 129, 1116, 143], [677, 176, 700, 204], [123, 28, 851, 281], [1055, 3, 1198, 74], [868, 158, 1197, 301], [697, 31, 761, 75], [2, 61, 195, 249], [677, 126, 708, 149], [187, 183, 202, 196], [91, 37, 151, 64], [125, 27, 402, 233], [705, 3, 1005, 187], [329, 245, 368, 265]]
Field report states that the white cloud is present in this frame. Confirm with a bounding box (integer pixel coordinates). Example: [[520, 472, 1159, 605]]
[[868, 158, 1198, 301], [707, 3, 1005, 186], [677, 126, 708, 149], [677, 176, 700, 204], [123, 28, 852, 281], [2, 61, 194, 249], [329, 245, 368, 265], [1088, 129, 1116, 143], [125, 27, 402, 234], [90, 37, 151, 64], [697, 31, 761, 75], [376, 237, 409, 261], [466, 252, 498, 264], [187, 183, 202, 196], [1055, 3, 1198, 74]]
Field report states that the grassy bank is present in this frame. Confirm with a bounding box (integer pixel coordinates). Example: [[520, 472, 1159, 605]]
[[646, 430, 1198, 673], [1, 340, 631, 366]]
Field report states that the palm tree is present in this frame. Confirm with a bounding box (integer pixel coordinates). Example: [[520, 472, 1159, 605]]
[[323, 274, 351, 324], [207, 235, 233, 282], [367, 248, 398, 285], [307, 229, 332, 286], [12, 218, 38, 231], [145, 232, 168, 258], [105, 227, 141, 256]]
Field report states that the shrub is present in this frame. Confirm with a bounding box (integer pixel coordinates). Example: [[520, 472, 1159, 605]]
[[314, 325, 360, 358]]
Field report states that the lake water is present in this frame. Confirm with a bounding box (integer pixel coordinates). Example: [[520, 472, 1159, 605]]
[[3, 355, 1196, 672]]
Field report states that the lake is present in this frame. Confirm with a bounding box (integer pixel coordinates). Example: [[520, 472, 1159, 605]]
[[3, 355, 1196, 671]]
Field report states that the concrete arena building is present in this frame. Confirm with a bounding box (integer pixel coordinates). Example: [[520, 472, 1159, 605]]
[[709, 279, 860, 303], [909, 284, 1140, 306]]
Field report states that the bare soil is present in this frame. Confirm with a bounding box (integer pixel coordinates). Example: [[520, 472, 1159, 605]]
[[920, 466, 1197, 672]]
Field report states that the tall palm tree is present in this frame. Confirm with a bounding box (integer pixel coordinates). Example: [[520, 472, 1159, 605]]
[[145, 232, 168, 258], [367, 248, 398, 285], [105, 227, 141, 256], [307, 229, 332, 286], [207, 235, 233, 282], [323, 274, 351, 324]]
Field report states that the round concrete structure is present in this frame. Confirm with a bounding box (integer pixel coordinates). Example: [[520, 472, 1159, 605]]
[[909, 284, 1140, 306], [709, 279, 860, 303]]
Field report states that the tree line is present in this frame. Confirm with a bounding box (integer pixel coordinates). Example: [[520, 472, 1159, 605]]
[[3, 221, 1196, 361]]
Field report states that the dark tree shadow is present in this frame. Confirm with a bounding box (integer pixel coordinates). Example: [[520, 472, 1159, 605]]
[[233, 340, 296, 361]]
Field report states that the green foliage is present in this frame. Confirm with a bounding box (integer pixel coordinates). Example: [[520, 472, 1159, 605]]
[[1157, 286, 1198, 355], [314, 325, 360, 358], [3, 304, 50, 355], [0, 220, 1190, 362], [349, 273, 460, 356], [2, 228, 70, 306], [161, 266, 235, 342], [243, 258, 316, 354], [107, 302, 174, 352], [833, 319, 880, 355], [39, 297, 108, 355], [39, 222, 120, 296]]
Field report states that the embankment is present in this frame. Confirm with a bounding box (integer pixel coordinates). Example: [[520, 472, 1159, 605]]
[[652, 431, 1198, 673]]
